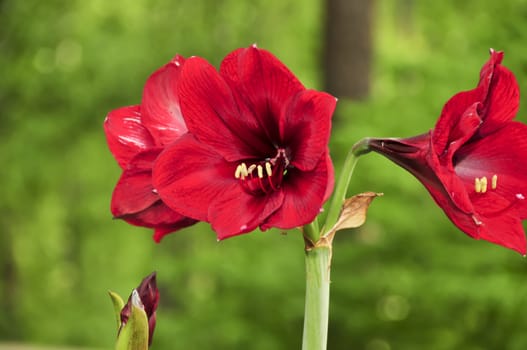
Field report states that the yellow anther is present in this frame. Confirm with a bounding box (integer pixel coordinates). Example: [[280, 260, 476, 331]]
[[240, 163, 248, 177], [257, 165, 264, 178], [491, 174, 498, 190], [247, 164, 257, 174], [235, 163, 249, 179], [480, 176, 488, 193], [265, 162, 272, 176], [474, 178, 482, 193]]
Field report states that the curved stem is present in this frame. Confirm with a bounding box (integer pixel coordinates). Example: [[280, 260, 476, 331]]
[[322, 138, 371, 235], [302, 243, 331, 350]]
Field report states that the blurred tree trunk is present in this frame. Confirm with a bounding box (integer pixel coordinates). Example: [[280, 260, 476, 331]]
[[323, 0, 374, 100]]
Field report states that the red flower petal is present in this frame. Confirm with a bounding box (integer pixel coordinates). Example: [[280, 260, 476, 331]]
[[479, 65, 520, 134], [261, 154, 331, 230], [477, 210, 526, 254], [141, 55, 188, 146], [177, 57, 264, 161], [120, 200, 197, 242], [431, 89, 484, 156], [281, 90, 336, 171], [104, 105, 155, 169], [478, 49, 503, 96], [110, 149, 164, 216], [455, 122, 527, 216], [153, 220, 197, 243], [220, 46, 305, 144], [208, 184, 284, 239], [322, 152, 335, 202], [440, 103, 481, 163], [111, 169, 159, 217], [153, 134, 237, 222]]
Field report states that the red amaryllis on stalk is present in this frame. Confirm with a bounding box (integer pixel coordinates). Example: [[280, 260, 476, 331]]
[[153, 45, 336, 239], [367, 49, 527, 254], [104, 55, 196, 242]]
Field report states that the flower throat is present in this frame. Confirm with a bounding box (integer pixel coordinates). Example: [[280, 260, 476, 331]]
[[234, 148, 290, 195]]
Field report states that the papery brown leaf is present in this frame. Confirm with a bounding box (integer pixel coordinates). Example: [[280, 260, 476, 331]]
[[331, 192, 382, 233]]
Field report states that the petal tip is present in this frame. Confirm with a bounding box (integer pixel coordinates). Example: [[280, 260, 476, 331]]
[[488, 48, 504, 64], [170, 54, 186, 67]]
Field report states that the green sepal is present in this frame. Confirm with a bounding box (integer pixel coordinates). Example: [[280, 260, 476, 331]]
[[108, 290, 125, 330], [115, 290, 149, 350]]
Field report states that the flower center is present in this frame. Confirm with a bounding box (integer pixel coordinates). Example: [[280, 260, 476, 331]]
[[234, 148, 290, 195]]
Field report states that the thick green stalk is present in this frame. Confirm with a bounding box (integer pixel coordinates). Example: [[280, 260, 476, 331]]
[[301, 138, 371, 350], [323, 138, 371, 235], [302, 244, 331, 350]]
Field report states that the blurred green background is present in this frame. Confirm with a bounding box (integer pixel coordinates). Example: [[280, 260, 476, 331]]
[[2, 0, 527, 349]]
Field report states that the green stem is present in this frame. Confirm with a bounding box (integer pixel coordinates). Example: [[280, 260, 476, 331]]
[[300, 138, 371, 350], [302, 244, 331, 350], [322, 138, 371, 235], [303, 217, 319, 244]]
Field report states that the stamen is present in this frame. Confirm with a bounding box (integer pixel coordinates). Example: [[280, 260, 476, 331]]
[[240, 163, 248, 177], [491, 174, 498, 190], [474, 178, 482, 193], [235, 147, 290, 195], [234, 163, 249, 179], [480, 176, 488, 193], [265, 162, 272, 176]]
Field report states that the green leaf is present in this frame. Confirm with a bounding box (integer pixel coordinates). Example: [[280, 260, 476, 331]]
[[108, 290, 125, 330]]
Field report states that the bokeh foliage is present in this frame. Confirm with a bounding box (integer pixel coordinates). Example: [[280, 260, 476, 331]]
[[2, 0, 527, 349]]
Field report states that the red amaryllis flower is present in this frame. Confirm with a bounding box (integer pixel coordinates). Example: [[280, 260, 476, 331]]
[[153, 45, 336, 239], [104, 55, 196, 242], [368, 49, 527, 254], [120, 272, 159, 346]]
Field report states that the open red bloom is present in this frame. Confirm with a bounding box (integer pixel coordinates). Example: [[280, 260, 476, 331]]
[[153, 45, 336, 239], [368, 49, 527, 254], [104, 55, 196, 242]]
